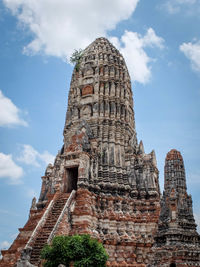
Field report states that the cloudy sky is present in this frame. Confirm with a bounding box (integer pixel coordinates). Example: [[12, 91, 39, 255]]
[[0, 0, 200, 251]]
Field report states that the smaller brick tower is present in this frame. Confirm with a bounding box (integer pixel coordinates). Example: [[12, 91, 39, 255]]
[[151, 149, 200, 267]]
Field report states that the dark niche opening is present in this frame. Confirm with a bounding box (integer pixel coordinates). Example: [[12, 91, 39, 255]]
[[170, 263, 176, 267], [64, 167, 78, 193]]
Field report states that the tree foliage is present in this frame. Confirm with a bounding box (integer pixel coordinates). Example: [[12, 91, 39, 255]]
[[41, 234, 108, 267], [69, 49, 83, 71]]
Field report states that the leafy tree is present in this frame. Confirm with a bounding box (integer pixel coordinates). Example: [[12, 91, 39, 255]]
[[41, 234, 108, 267], [69, 49, 83, 71]]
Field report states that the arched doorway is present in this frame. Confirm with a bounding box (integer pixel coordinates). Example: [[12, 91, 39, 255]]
[[170, 263, 176, 267]]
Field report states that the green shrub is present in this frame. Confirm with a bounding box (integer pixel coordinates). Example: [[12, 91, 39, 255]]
[[69, 49, 83, 71], [41, 234, 108, 267]]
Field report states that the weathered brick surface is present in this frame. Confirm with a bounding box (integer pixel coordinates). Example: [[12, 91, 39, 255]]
[[69, 188, 160, 266]]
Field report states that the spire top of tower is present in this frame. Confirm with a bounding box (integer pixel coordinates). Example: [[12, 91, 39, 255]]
[[166, 149, 183, 160]]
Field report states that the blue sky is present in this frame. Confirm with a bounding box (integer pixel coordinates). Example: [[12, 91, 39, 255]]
[[0, 0, 200, 251]]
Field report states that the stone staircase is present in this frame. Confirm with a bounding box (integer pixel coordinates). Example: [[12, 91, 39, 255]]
[[30, 193, 70, 265]]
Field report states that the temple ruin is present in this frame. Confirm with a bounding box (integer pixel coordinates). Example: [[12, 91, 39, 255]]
[[0, 37, 199, 267]]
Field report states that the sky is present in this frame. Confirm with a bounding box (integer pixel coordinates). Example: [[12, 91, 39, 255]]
[[0, 0, 200, 252]]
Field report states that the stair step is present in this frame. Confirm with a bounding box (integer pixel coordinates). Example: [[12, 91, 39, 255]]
[[30, 194, 70, 264]]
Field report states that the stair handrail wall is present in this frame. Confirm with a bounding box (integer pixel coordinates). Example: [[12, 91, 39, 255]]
[[47, 190, 76, 243], [25, 196, 56, 249]]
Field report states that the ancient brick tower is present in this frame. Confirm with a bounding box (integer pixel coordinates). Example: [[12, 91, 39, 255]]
[[0, 37, 199, 267], [150, 149, 200, 266]]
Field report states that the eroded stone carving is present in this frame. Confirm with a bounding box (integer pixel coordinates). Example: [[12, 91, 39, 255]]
[[30, 198, 37, 211], [16, 247, 36, 267]]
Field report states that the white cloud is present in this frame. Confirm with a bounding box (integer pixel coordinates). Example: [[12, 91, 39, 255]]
[[0, 152, 24, 184], [161, 0, 198, 14], [142, 28, 165, 49], [0, 241, 10, 250], [38, 150, 55, 165], [3, 0, 139, 59], [180, 41, 200, 73], [17, 144, 39, 167], [17, 144, 54, 167], [110, 28, 164, 84], [0, 90, 27, 127]]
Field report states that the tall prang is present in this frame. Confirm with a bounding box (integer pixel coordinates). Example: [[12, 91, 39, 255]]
[[36, 37, 160, 201], [151, 149, 200, 266]]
